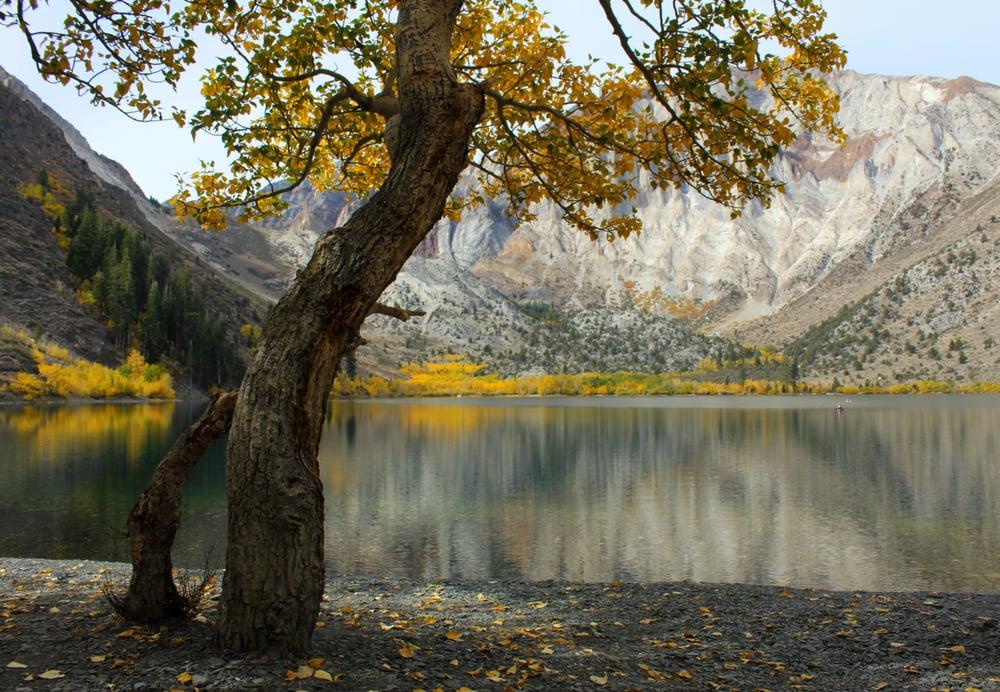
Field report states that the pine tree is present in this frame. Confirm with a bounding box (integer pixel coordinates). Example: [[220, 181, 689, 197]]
[[142, 281, 167, 362], [66, 207, 105, 279]]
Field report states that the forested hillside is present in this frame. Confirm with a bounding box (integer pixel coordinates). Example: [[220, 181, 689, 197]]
[[0, 67, 266, 394]]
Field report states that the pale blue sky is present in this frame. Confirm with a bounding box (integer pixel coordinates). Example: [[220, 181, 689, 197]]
[[1, 1, 997, 199]]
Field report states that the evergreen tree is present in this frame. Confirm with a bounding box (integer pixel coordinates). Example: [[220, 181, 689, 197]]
[[142, 281, 167, 362], [343, 350, 357, 379], [66, 207, 106, 279]]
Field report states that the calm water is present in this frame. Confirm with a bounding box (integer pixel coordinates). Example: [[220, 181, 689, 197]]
[[1, 396, 998, 592]]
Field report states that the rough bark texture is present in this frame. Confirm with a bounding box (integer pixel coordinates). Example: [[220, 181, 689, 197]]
[[216, 0, 484, 653], [119, 392, 238, 621]]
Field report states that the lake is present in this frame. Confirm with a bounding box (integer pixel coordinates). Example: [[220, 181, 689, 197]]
[[1, 395, 998, 592]]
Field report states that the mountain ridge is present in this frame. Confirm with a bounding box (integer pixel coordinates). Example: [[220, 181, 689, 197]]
[[3, 65, 998, 384]]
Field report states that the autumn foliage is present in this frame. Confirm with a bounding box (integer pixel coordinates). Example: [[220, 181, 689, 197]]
[[332, 354, 1000, 398], [4, 327, 175, 400]]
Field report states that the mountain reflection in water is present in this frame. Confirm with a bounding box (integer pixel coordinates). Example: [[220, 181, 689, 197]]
[[1, 396, 998, 592]]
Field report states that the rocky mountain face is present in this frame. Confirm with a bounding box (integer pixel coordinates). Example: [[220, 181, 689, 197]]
[[6, 64, 998, 383], [0, 65, 267, 386], [258, 71, 1000, 380]]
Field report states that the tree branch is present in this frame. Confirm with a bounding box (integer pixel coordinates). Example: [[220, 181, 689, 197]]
[[368, 303, 426, 322]]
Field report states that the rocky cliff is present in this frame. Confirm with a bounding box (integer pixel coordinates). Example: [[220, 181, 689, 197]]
[[262, 71, 1000, 380], [6, 65, 998, 383]]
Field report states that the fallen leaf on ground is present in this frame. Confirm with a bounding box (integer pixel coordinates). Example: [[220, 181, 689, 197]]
[[947, 645, 967, 654], [398, 643, 417, 659], [445, 631, 463, 641], [313, 669, 334, 681], [6, 662, 27, 669], [590, 674, 608, 686], [177, 672, 192, 684], [677, 670, 692, 680], [873, 683, 889, 691], [38, 670, 65, 679], [485, 669, 504, 682], [307, 658, 325, 668], [528, 601, 548, 609], [90, 655, 107, 663], [295, 665, 314, 679]]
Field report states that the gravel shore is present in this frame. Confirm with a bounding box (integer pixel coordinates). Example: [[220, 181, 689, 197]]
[[1, 558, 998, 690]]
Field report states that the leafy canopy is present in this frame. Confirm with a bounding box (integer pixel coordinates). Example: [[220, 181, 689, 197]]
[[4, 0, 846, 236]]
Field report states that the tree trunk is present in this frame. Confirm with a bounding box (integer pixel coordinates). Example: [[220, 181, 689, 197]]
[[216, 0, 483, 653], [119, 392, 238, 621]]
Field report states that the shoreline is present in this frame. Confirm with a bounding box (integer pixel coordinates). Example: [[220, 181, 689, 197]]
[[4, 391, 1000, 407], [2, 557, 998, 690]]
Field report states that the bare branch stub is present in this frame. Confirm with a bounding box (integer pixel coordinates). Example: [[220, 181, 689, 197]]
[[369, 302, 426, 322]]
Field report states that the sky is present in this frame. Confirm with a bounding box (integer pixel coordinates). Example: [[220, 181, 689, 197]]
[[1, 0, 998, 200]]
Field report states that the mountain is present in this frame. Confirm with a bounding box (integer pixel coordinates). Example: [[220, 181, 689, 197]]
[[0, 65, 267, 390], [4, 65, 998, 385], [238, 71, 1000, 381]]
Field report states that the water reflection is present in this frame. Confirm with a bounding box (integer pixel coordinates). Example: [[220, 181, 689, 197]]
[[1, 397, 998, 592], [320, 398, 1000, 591], [0, 402, 227, 564]]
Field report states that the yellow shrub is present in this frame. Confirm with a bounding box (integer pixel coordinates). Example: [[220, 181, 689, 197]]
[[9, 373, 46, 399], [12, 348, 174, 400]]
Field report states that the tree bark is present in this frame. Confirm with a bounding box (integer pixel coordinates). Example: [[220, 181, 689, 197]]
[[119, 392, 238, 621], [216, 0, 484, 653]]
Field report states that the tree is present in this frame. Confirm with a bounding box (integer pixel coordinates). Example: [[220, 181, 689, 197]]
[[143, 281, 167, 363], [8, 0, 845, 652]]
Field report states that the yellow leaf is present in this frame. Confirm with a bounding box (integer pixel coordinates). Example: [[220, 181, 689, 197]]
[[540, 646, 554, 654], [295, 665, 314, 679], [590, 674, 608, 686], [177, 672, 192, 684], [90, 655, 107, 663], [485, 669, 503, 682], [284, 671, 297, 682], [873, 683, 889, 691], [313, 669, 333, 681], [528, 601, 548, 609], [398, 643, 417, 659], [6, 662, 27, 669], [677, 670, 692, 680], [308, 658, 325, 668], [445, 631, 464, 641], [948, 645, 967, 654], [39, 670, 65, 679]]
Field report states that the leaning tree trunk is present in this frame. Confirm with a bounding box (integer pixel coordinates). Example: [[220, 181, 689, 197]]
[[118, 391, 238, 621], [216, 0, 484, 653]]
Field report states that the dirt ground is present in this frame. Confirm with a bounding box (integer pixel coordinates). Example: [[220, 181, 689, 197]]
[[1, 558, 998, 690]]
